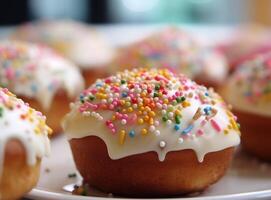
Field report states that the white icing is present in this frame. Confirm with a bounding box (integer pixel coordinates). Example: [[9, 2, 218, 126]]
[[0, 89, 50, 178], [194, 49, 228, 84], [13, 20, 115, 68], [111, 28, 228, 84], [63, 69, 240, 162], [224, 54, 271, 117], [0, 40, 85, 110]]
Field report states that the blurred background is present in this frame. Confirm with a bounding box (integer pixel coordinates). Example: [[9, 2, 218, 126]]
[[0, 0, 270, 25]]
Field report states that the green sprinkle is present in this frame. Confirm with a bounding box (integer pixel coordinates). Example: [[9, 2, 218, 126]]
[[68, 173, 77, 178], [121, 80, 126, 84], [155, 84, 160, 90], [0, 107, 3, 117], [176, 96, 185, 103], [175, 115, 181, 124], [89, 95, 95, 101], [162, 116, 168, 122], [153, 93, 159, 97]]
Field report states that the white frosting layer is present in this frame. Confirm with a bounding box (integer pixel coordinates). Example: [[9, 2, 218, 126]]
[[224, 54, 271, 117], [13, 20, 115, 68], [0, 40, 85, 110], [0, 88, 51, 178], [63, 69, 240, 162]]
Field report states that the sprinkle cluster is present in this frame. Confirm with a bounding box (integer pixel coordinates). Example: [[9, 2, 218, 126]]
[[77, 68, 239, 145], [0, 88, 52, 135], [234, 53, 271, 104], [0, 40, 67, 95], [112, 28, 200, 77]]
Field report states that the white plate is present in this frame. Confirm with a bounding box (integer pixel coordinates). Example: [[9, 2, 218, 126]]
[[25, 134, 271, 200]]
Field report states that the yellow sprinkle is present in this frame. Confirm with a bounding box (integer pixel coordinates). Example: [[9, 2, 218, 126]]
[[224, 129, 229, 135], [227, 124, 232, 129], [141, 92, 147, 97], [163, 99, 169, 104], [226, 111, 233, 118], [144, 115, 149, 121], [122, 109, 127, 113], [119, 130, 126, 145], [47, 126, 53, 135], [182, 101, 191, 108], [138, 111, 142, 115], [120, 100, 125, 105], [149, 111, 156, 117], [230, 119, 238, 130], [149, 117, 154, 125], [138, 118, 144, 124], [140, 106, 145, 111], [175, 109, 181, 115], [141, 128, 148, 135], [127, 107, 133, 112], [112, 115, 116, 120]]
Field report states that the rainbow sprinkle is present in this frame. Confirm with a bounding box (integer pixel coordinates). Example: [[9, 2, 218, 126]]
[[77, 68, 240, 145]]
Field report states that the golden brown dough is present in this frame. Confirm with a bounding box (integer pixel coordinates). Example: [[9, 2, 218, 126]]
[[0, 140, 40, 200], [21, 91, 71, 136], [70, 136, 234, 197], [233, 109, 271, 161]]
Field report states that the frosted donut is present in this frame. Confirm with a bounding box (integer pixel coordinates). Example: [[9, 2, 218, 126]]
[[217, 24, 271, 70], [63, 68, 240, 197], [0, 40, 84, 135], [110, 28, 228, 88], [222, 53, 271, 161], [12, 20, 115, 85], [0, 88, 51, 200]]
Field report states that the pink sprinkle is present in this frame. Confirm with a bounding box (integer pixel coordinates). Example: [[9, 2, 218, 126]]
[[210, 119, 221, 132], [196, 129, 204, 136], [200, 119, 207, 127], [5, 68, 15, 80]]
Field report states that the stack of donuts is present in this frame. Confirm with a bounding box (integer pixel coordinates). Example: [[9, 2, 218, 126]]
[[0, 20, 270, 198]]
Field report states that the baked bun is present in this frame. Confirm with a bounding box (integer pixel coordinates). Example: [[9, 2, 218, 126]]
[[0, 88, 51, 200], [222, 53, 271, 161], [63, 68, 240, 197], [12, 20, 115, 85], [0, 40, 84, 135], [110, 28, 228, 88]]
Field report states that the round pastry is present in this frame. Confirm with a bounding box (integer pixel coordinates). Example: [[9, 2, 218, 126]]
[[110, 27, 228, 88], [0, 88, 51, 200], [217, 24, 271, 70], [0, 40, 84, 135], [63, 68, 240, 197], [12, 20, 115, 85], [222, 53, 271, 161]]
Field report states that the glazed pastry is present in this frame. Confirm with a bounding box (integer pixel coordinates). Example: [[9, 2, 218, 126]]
[[0, 40, 84, 135], [63, 68, 240, 197], [222, 53, 271, 161], [110, 28, 228, 88], [12, 20, 115, 85], [0, 88, 51, 200], [217, 24, 271, 70]]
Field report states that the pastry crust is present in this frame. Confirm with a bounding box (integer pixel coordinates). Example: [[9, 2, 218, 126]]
[[21, 91, 70, 135], [0, 140, 40, 200], [234, 109, 271, 161], [70, 136, 234, 197]]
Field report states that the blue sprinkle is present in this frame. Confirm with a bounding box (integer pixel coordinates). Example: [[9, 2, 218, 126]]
[[122, 92, 128, 97], [174, 125, 180, 131], [203, 106, 212, 115], [31, 84, 38, 93], [205, 92, 209, 96], [129, 130, 135, 138], [96, 83, 103, 87], [182, 124, 194, 135]]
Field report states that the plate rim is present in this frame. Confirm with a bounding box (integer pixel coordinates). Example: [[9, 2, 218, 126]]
[[26, 188, 271, 200]]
